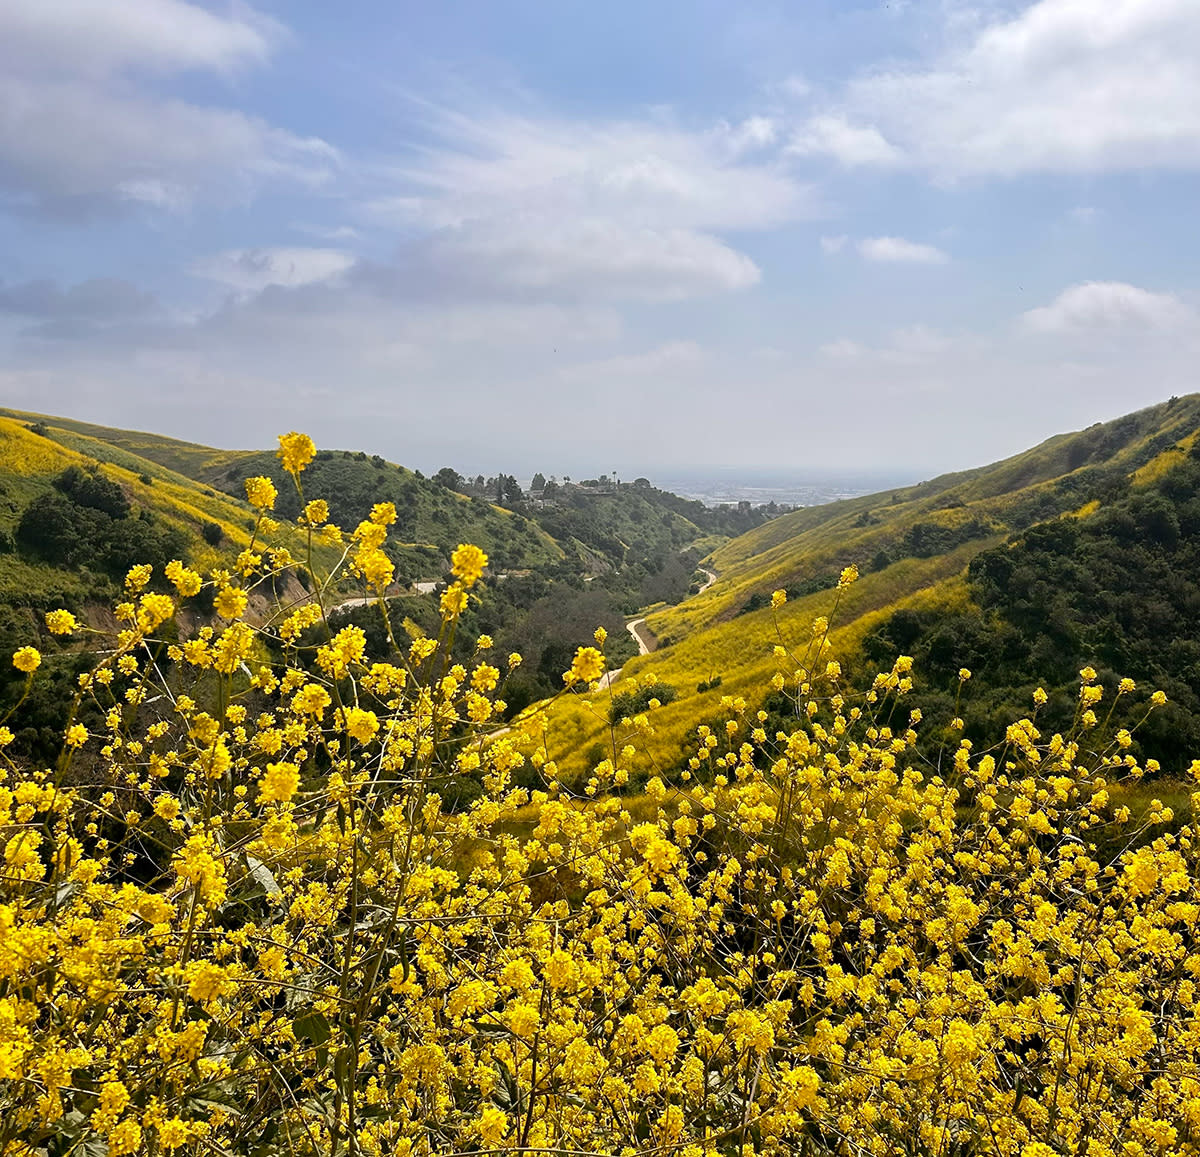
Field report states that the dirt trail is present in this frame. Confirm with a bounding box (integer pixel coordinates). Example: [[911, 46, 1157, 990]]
[[626, 617, 654, 655], [597, 566, 717, 689]]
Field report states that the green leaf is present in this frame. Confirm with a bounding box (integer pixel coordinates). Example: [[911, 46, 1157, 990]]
[[292, 1008, 331, 1047]]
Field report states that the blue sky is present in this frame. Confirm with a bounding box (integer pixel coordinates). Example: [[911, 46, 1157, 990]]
[[1, 0, 1198, 478]]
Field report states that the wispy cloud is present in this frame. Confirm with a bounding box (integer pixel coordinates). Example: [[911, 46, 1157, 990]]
[[191, 248, 357, 293], [360, 105, 815, 302], [0, 0, 334, 215], [857, 236, 949, 264]]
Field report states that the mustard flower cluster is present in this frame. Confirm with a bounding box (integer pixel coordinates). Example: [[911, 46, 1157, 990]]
[[2, 438, 1199, 1157]]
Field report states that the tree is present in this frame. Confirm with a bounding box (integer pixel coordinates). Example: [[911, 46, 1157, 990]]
[[433, 467, 463, 491], [53, 465, 129, 519], [531, 472, 547, 492]]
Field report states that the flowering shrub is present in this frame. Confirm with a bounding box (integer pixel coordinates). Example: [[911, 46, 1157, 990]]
[[3, 437, 1200, 1156]]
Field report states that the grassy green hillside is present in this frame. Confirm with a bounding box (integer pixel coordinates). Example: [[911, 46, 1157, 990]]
[[0, 415, 268, 611], [542, 394, 1200, 781], [2, 408, 564, 580], [198, 449, 564, 578]]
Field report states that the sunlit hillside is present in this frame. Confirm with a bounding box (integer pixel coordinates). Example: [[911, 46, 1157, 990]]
[[0, 414, 269, 610], [1, 408, 565, 578], [543, 394, 1200, 781]]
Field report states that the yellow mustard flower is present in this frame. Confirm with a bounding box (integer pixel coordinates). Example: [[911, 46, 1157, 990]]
[[44, 609, 78, 635], [451, 543, 488, 588], [276, 431, 316, 475], [245, 475, 278, 510]]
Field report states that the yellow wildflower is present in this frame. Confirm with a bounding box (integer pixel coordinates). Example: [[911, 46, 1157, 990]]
[[244, 475, 278, 510], [565, 645, 605, 685], [214, 586, 248, 621], [277, 431, 316, 475], [257, 761, 301, 805], [369, 501, 396, 525], [44, 609, 78, 635], [165, 560, 203, 597], [451, 543, 488, 588]]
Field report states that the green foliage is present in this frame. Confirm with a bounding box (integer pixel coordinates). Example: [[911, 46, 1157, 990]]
[[739, 574, 837, 615], [609, 679, 677, 724], [205, 451, 560, 573], [862, 453, 1200, 772], [17, 477, 186, 577], [53, 463, 130, 518]]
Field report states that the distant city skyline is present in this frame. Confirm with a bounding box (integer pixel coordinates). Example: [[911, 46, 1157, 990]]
[[2, 1, 1199, 476]]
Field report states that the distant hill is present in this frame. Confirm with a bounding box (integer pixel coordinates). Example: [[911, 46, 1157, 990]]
[[0, 408, 738, 771], [543, 393, 1200, 782], [1, 409, 564, 580]]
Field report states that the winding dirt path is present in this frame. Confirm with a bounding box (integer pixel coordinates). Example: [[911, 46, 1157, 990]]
[[626, 617, 655, 655]]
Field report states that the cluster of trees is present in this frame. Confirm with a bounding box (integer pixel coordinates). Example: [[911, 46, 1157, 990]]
[[209, 452, 559, 575], [858, 448, 1200, 772], [436, 462, 779, 538], [15, 466, 186, 577]]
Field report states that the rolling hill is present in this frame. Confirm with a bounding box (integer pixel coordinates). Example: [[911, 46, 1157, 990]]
[[542, 393, 1200, 783], [0, 408, 565, 580]]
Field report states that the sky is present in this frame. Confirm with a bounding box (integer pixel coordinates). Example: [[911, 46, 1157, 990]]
[[1, 0, 1199, 479]]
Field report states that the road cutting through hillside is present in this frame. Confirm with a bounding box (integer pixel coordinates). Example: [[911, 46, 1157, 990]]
[[597, 564, 717, 689]]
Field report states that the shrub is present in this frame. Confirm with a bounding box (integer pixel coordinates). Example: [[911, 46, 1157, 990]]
[[609, 678, 677, 722]]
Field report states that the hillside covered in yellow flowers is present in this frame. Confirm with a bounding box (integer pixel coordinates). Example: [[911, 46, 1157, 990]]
[[3, 424, 1200, 1156], [542, 394, 1200, 791]]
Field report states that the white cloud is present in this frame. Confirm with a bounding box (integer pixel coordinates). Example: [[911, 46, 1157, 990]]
[[799, 0, 1200, 177], [192, 247, 357, 292], [819, 234, 847, 254], [858, 236, 949, 264], [1022, 281, 1195, 333], [819, 325, 958, 364], [293, 222, 364, 242], [787, 114, 902, 166], [818, 337, 864, 360], [558, 340, 707, 383], [0, 0, 333, 214], [421, 218, 759, 301], [370, 109, 811, 232], [361, 104, 814, 303]]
